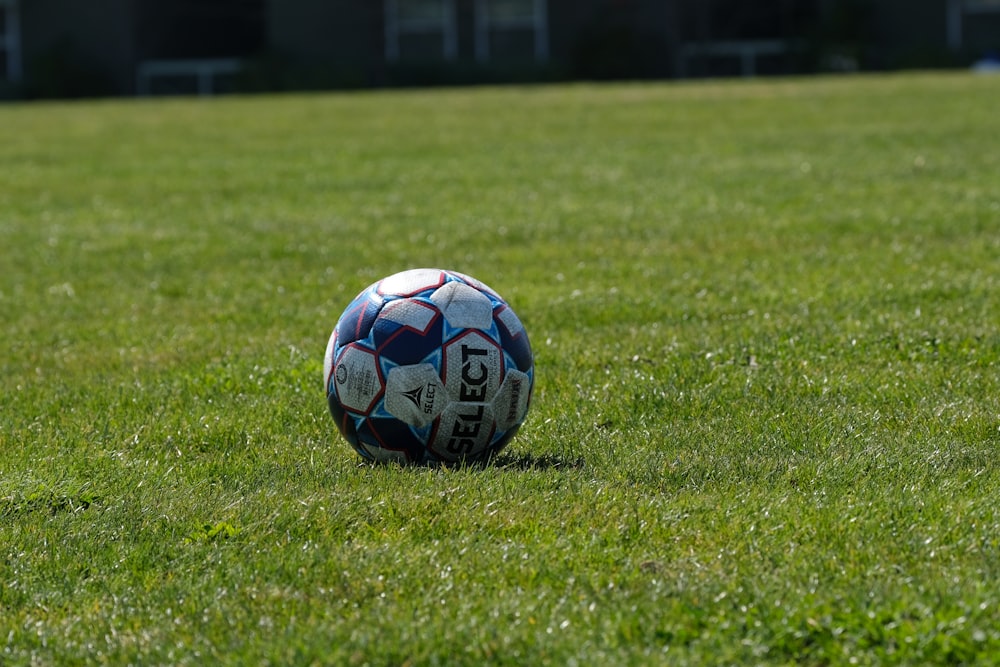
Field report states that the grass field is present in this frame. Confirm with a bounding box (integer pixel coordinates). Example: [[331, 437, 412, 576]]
[[1, 72, 998, 665]]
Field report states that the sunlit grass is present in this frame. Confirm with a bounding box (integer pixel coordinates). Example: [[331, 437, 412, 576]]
[[2, 73, 999, 664]]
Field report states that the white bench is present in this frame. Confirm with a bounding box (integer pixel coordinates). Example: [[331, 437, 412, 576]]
[[135, 58, 243, 96]]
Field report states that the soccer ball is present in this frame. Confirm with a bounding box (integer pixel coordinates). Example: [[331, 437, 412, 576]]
[[323, 268, 534, 465]]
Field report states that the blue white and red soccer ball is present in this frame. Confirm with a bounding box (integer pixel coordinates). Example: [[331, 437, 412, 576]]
[[324, 268, 534, 465]]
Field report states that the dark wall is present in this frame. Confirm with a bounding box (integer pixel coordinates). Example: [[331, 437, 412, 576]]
[[867, 0, 948, 67], [136, 0, 265, 60], [10, 0, 998, 98], [268, 0, 378, 63], [19, 0, 136, 96], [677, 0, 822, 41], [549, 0, 674, 79], [266, 0, 382, 87], [267, 0, 679, 84], [963, 12, 1000, 57], [18, 0, 267, 96]]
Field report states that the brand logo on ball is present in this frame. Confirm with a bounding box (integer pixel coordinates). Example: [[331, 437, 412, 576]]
[[443, 331, 502, 404], [458, 344, 490, 401], [505, 377, 523, 423], [401, 382, 438, 415], [447, 404, 487, 455], [434, 402, 495, 458], [402, 385, 423, 407], [384, 364, 447, 428], [335, 364, 348, 384], [440, 346, 492, 452]]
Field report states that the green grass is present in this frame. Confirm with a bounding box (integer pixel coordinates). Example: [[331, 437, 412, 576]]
[[2, 73, 998, 665]]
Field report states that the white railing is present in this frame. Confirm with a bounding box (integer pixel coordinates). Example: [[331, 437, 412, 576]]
[[473, 0, 548, 63], [135, 58, 243, 96], [948, 0, 1000, 49], [384, 0, 458, 62], [678, 40, 792, 77]]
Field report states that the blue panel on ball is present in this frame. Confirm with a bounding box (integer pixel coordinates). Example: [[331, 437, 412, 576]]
[[335, 289, 384, 344], [491, 424, 520, 454], [358, 417, 426, 462], [495, 310, 533, 373], [327, 392, 360, 448], [372, 313, 444, 366]]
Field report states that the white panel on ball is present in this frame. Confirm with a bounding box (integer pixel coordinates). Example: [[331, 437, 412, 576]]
[[323, 331, 337, 388], [492, 369, 531, 431], [432, 402, 496, 461], [378, 268, 445, 296], [448, 271, 501, 299], [333, 346, 383, 413], [496, 304, 526, 338], [442, 330, 502, 403], [379, 298, 438, 333], [430, 281, 494, 330], [385, 364, 450, 427], [359, 441, 409, 464]]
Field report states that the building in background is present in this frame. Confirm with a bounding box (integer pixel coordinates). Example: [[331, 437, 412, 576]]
[[1, 0, 998, 99], [1, 0, 264, 97]]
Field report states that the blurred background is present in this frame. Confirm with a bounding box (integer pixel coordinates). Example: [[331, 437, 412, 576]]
[[1, 0, 998, 99]]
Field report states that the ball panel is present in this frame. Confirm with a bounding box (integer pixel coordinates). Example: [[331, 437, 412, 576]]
[[327, 391, 360, 448], [430, 281, 494, 330], [332, 344, 384, 414], [378, 268, 446, 297], [492, 369, 532, 431], [441, 330, 504, 404], [356, 437, 410, 464], [429, 402, 497, 462], [445, 270, 501, 300], [335, 289, 384, 344], [494, 305, 533, 373], [323, 329, 337, 389], [378, 298, 439, 333], [359, 418, 425, 463], [385, 363, 449, 427], [489, 423, 520, 456], [372, 301, 444, 366]]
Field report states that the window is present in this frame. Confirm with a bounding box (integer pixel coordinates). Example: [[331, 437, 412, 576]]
[[948, 0, 1000, 49], [474, 0, 548, 62], [385, 0, 457, 61], [965, 0, 1000, 11], [0, 0, 21, 83]]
